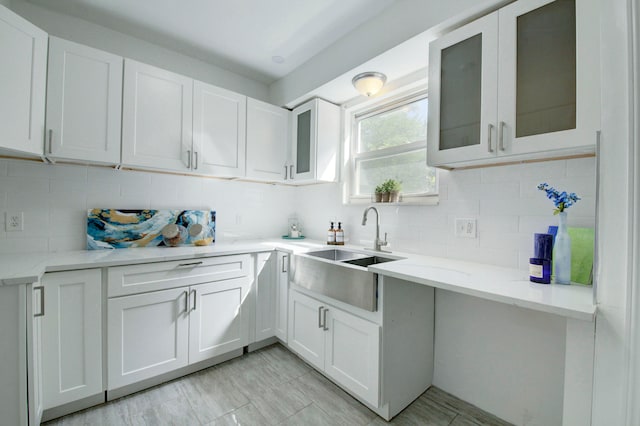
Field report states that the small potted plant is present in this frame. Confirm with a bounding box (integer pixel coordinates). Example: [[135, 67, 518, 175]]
[[380, 179, 401, 203], [374, 184, 384, 203]]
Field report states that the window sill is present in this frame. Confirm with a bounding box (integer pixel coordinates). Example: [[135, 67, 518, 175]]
[[347, 195, 439, 206]]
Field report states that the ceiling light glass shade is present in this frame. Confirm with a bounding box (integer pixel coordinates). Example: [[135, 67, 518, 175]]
[[352, 72, 387, 96]]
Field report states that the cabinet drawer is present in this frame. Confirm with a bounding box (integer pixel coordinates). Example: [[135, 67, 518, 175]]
[[107, 254, 251, 297]]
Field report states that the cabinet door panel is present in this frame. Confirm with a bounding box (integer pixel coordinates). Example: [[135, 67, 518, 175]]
[[0, 6, 47, 155], [288, 291, 324, 370], [291, 102, 316, 181], [42, 269, 102, 409], [189, 277, 249, 363], [108, 287, 189, 389], [193, 81, 246, 177], [497, 0, 599, 155], [122, 59, 193, 171], [255, 252, 276, 342], [246, 98, 289, 181], [275, 252, 289, 342], [27, 284, 43, 426], [428, 12, 499, 166], [324, 308, 380, 407], [46, 37, 122, 163]]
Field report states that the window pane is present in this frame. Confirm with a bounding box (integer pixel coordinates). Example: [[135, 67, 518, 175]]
[[356, 150, 436, 196], [358, 98, 428, 153]]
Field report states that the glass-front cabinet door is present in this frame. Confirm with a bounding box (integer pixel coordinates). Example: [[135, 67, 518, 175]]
[[427, 0, 599, 168], [427, 12, 499, 166], [497, 0, 599, 156], [291, 100, 317, 181]]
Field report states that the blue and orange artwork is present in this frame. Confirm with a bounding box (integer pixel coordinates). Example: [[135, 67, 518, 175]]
[[87, 209, 216, 249]]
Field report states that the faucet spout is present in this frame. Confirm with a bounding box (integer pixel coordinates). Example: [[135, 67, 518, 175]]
[[362, 206, 388, 252]]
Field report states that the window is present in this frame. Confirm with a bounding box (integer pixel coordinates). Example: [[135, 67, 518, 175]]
[[350, 92, 437, 202]]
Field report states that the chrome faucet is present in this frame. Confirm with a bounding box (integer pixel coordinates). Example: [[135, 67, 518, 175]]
[[361, 206, 389, 252]]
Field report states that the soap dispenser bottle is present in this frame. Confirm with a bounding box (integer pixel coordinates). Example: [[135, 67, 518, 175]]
[[335, 222, 344, 245], [327, 222, 336, 245]]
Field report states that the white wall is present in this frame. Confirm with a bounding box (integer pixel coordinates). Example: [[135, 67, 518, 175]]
[[434, 291, 566, 426], [269, 0, 512, 106], [9, 0, 269, 101], [0, 159, 296, 253], [294, 158, 596, 270]]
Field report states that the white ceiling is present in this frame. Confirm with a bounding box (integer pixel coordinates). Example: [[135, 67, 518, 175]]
[[25, 0, 396, 84]]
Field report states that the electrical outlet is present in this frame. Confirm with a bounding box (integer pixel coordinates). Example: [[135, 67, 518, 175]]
[[455, 218, 476, 238], [6, 211, 24, 232]]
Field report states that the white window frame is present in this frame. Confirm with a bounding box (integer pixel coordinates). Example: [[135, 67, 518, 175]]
[[345, 89, 439, 205]]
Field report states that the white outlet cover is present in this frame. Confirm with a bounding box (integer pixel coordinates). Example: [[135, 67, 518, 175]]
[[6, 211, 24, 232], [455, 218, 476, 238]]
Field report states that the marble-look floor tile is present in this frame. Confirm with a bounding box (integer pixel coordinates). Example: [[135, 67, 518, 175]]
[[450, 414, 483, 425], [279, 403, 334, 426], [216, 351, 287, 399], [387, 394, 457, 426], [255, 343, 310, 382], [44, 399, 131, 426], [130, 396, 200, 426], [207, 403, 270, 426], [249, 377, 312, 424], [117, 379, 184, 417], [289, 370, 377, 426], [178, 368, 249, 424], [423, 387, 511, 426]]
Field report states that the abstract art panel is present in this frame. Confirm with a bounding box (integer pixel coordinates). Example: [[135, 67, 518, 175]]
[[87, 209, 216, 249]]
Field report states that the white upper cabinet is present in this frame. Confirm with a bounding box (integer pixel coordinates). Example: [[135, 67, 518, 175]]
[[428, 13, 499, 166], [290, 98, 340, 182], [0, 5, 47, 156], [193, 81, 246, 177], [46, 37, 123, 164], [246, 98, 289, 181], [122, 59, 193, 171], [428, 0, 599, 168]]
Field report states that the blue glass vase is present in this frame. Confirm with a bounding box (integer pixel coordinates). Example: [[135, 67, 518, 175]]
[[554, 212, 571, 284]]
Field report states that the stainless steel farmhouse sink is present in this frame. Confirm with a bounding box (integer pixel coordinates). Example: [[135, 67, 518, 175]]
[[291, 248, 403, 312]]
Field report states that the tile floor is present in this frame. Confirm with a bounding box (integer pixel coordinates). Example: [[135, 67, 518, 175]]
[[44, 344, 512, 426]]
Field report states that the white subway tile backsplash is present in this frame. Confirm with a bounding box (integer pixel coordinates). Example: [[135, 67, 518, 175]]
[[0, 157, 596, 270], [566, 156, 596, 177]]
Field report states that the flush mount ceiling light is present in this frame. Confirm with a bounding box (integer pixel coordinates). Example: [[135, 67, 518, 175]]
[[352, 72, 387, 97]]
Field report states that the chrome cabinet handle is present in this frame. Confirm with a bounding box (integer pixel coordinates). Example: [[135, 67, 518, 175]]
[[498, 121, 506, 151], [191, 289, 197, 311], [284, 165, 288, 180], [194, 151, 199, 170], [487, 123, 494, 153], [318, 306, 324, 328], [178, 261, 203, 267], [289, 165, 294, 179], [282, 255, 288, 273], [323, 308, 329, 331], [187, 150, 192, 169], [48, 129, 53, 154], [34, 286, 45, 317], [183, 290, 189, 313]]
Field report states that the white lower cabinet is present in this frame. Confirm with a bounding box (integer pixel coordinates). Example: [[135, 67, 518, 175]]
[[188, 278, 249, 363], [27, 283, 44, 426], [41, 269, 103, 410], [107, 257, 251, 390], [275, 252, 289, 342], [255, 252, 277, 342], [288, 290, 380, 407], [107, 287, 190, 389]]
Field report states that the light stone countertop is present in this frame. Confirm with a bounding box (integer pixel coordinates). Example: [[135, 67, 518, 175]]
[[0, 238, 595, 321]]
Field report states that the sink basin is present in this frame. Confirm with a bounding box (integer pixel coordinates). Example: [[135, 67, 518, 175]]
[[305, 249, 369, 262], [342, 256, 396, 267], [292, 249, 404, 312]]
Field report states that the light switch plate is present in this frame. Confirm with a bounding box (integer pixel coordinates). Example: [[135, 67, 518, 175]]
[[455, 218, 476, 238], [6, 211, 24, 232]]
